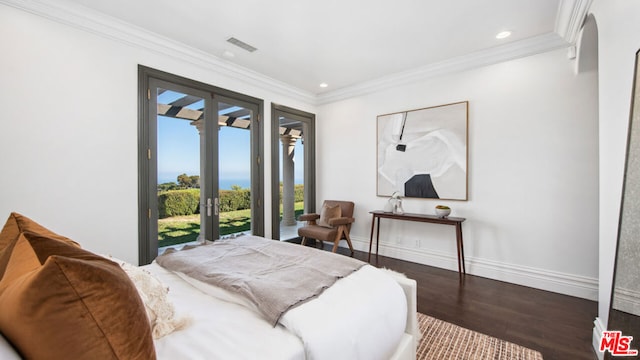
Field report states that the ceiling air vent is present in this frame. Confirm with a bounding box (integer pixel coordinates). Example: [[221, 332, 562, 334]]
[[226, 37, 257, 53]]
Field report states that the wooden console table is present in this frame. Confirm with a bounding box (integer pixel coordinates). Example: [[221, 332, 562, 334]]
[[368, 210, 467, 275]]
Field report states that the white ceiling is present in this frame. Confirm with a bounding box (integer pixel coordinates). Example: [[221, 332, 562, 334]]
[[30, 0, 580, 97]]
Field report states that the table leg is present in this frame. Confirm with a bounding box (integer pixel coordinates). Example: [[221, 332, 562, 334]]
[[455, 223, 465, 275], [375, 217, 381, 260], [368, 214, 376, 262]]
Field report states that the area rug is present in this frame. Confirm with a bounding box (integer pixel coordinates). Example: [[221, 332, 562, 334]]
[[417, 313, 544, 360]]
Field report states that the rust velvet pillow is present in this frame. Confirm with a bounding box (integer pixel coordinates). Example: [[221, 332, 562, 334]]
[[318, 204, 342, 228], [0, 232, 156, 360], [0, 212, 80, 267]]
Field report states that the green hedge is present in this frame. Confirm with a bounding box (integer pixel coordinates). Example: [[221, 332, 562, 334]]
[[219, 188, 251, 212], [158, 189, 200, 218], [158, 184, 305, 218], [279, 184, 304, 203]]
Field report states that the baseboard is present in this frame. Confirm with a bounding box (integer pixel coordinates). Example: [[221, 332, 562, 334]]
[[593, 317, 605, 360], [350, 236, 598, 301], [611, 287, 640, 316]]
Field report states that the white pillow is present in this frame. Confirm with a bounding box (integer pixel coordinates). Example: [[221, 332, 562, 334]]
[[0, 333, 20, 360], [103, 255, 190, 339]]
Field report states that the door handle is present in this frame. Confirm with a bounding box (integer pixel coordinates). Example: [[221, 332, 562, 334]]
[[206, 198, 219, 216], [206, 198, 212, 216]]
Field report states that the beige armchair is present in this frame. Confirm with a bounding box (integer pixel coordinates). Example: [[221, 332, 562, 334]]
[[298, 200, 355, 255]]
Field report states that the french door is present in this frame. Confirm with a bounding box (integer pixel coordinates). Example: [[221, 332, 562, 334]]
[[151, 78, 217, 252], [139, 67, 263, 264], [271, 104, 315, 240]]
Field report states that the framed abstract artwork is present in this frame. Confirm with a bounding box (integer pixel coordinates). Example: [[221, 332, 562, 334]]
[[377, 101, 468, 200]]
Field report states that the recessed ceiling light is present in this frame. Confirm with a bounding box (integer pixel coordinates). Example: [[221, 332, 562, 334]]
[[319, 83, 328, 88], [222, 50, 235, 59], [496, 31, 511, 39]]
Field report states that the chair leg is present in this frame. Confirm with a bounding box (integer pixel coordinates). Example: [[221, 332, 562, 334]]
[[331, 239, 340, 253], [343, 228, 354, 257], [301, 236, 307, 246], [332, 226, 346, 253]]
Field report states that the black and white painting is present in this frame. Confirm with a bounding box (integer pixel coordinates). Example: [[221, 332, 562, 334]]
[[377, 101, 468, 200]]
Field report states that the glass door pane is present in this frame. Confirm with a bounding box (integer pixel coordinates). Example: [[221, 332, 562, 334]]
[[278, 116, 305, 240], [156, 88, 206, 252], [217, 100, 253, 237], [149, 78, 218, 256], [272, 105, 315, 241]]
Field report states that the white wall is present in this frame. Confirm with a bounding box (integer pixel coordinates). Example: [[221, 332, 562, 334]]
[[0, 4, 316, 264], [317, 48, 599, 299], [0, 2, 602, 302], [589, 0, 640, 340]]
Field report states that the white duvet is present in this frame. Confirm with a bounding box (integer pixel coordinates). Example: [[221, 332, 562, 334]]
[[146, 262, 407, 360]]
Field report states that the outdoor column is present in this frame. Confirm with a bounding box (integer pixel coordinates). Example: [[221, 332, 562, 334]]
[[191, 120, 206, 242], [280, 134, 297, 226]]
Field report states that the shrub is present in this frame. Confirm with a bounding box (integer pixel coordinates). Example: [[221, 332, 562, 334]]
[[295, 184, 304, 202], [279, 184, 305, 203], [219, 188, 251, 212], [157, 185, 303, 217], [158, 189, 200, 218], [157, 182, 179, 192]]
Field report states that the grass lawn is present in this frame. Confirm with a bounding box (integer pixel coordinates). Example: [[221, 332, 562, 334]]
[[158, 202, 305, 247]]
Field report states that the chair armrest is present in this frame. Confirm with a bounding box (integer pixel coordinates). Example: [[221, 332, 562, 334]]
[[328, 217, 354, 226], [299, 213, 320, 222]]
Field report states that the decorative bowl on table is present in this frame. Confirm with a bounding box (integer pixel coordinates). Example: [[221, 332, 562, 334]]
[[435, 205, 451, 218]]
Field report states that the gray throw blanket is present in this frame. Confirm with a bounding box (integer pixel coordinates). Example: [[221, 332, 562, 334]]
[[156, 235, 366, 326]]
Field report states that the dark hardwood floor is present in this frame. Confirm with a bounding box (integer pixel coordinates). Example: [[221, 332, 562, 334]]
[[327, 244, 599, 360]]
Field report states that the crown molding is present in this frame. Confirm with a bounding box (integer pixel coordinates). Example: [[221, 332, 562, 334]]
[[2, 0, 580, 106], [316, 32, 569, 105], [0, 0, 317, 104], [555, 0, 594, 43]]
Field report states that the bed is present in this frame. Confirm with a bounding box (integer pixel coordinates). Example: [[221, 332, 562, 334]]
[[0, 213, 418, 360]]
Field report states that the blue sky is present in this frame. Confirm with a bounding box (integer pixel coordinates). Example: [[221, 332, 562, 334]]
[[157, 117, 252, 182], [156, 90, 304, 187]]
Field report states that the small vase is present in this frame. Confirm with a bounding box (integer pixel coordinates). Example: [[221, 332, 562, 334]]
[[393, 198, 404, 214]]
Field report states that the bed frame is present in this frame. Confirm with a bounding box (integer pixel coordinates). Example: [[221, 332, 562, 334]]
[[387, 271, 419, 360]]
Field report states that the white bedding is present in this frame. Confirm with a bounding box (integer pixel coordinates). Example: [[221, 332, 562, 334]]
[[148, 262, 304, 360], [0, 333, 19, 360], [146, 262, 408, 360], [0, 259, 413, 360]]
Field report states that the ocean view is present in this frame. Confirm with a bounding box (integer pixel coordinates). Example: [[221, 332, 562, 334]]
[[158, 176, 250, 190], [159, 177, 303, 190], [219, 178, 251, 190]]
